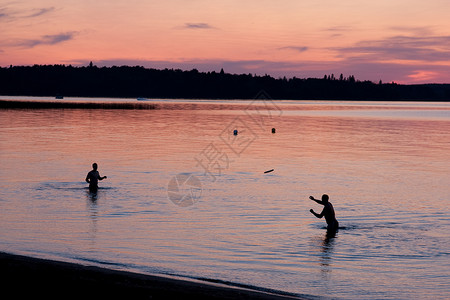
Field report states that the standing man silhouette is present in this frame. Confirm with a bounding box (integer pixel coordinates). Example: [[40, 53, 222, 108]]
[[86, 163, 107, 193], [309, 194, 339, 231]]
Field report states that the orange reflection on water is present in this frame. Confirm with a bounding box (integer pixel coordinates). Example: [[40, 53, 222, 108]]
[[0, 100, 449, 299]]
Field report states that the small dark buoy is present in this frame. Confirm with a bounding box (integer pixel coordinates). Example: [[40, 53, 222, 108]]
[[264, 169, 274, 174], [233, 129, 238, 135], [272, 128, 276, 134]]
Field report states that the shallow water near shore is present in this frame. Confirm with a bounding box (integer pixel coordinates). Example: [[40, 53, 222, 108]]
[[0, 98, 449, 299]]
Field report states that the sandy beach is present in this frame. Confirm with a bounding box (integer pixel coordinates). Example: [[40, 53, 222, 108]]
[[0, 252, 305, 300]]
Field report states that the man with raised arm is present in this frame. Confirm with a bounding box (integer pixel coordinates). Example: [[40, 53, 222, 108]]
[[309, 194, 339, 231]]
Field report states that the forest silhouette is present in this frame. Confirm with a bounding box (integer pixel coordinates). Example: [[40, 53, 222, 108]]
[[1, 64, 449, 100]]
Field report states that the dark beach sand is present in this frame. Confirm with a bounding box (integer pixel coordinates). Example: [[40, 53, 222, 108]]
[[0, 252, 306, 300]]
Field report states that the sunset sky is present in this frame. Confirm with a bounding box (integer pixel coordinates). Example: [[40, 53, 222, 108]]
[[1, 0, 450, 84]]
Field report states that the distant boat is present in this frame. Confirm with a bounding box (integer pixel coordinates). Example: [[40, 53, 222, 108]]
[[137, 97, 148, 101], [55, 95, 64, 99]]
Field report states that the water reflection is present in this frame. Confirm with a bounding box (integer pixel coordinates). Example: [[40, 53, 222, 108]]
[[1, 100, 449, 299], [87, 189, 98, 201], [86, 190, 98, 245], [313, 230, 338, 277]]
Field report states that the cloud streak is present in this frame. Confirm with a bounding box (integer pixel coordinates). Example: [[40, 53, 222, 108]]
[[278, 46, 309, 53], [322, 25, 353, 32], [389, 26, 433, 36], [0, 5, 55, 22], [16, 32, 77, 48], [0, 5, 13, 21], [27, 7, 55, 18], [183, 23, 215, 29], [333, 35, 450, 63]]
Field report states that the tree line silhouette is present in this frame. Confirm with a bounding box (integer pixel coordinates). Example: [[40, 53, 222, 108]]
[[1, 64, 449, 100]]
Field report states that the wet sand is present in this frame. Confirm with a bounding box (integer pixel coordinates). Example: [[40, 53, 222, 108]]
[[0, 252, 305, 300]]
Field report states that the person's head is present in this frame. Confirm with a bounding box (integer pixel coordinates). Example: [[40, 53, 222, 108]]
[[322, 194, 329, 202], [92, 163, 98, 170]]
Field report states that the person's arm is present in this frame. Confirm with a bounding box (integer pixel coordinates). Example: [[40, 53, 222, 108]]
[[310, 208, 324, 218], [85, 173, 90, 183], [309, 196, 324, 205], [97, 173, 107, 180]]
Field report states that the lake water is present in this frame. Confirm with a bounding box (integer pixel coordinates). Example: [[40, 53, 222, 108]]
[[0, 97, 449, 299]]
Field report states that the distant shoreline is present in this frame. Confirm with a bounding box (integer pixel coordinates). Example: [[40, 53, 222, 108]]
[[0, 99, 157, 109], [1, 98, 450, 112], [0, 252, 306, 300], [1, 65, 450, 101]]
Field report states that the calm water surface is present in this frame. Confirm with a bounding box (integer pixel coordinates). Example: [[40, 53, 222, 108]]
[[0, 98, 449, 299]]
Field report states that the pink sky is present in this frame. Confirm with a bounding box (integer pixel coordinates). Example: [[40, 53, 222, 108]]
[[1, 0, 450, 84]]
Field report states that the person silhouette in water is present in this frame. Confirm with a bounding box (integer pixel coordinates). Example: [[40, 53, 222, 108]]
[[86, 163, 107, 193], [309, 194, 339, 231]]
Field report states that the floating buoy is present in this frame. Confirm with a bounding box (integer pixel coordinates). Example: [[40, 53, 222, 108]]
[[233, 129, 238, 135], [264, 169, 274, 174], [272, 128, 276, 134]]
